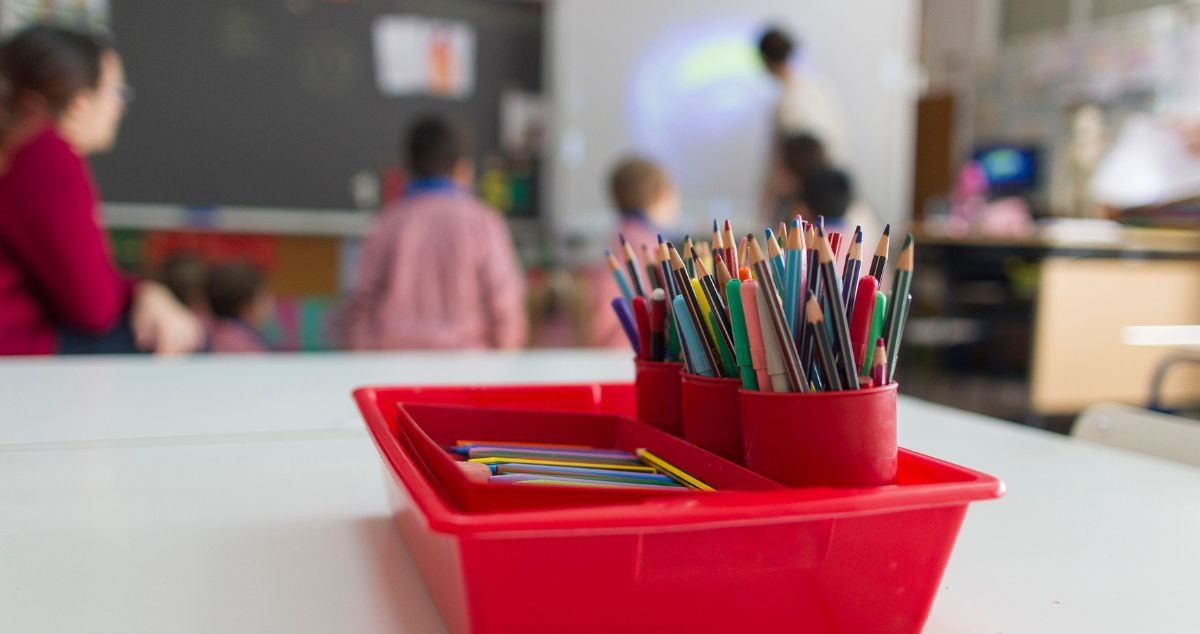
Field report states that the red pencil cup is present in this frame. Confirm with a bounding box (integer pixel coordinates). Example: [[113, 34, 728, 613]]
[[680, 373, 743, 464], [739, 383, 898, 488], [634, 358, 683, 436]]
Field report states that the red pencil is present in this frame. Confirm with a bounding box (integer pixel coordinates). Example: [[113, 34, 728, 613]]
[[632, 296, 651, 361]]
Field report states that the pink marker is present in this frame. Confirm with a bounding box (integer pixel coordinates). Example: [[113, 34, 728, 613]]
[[739, 280, 771, 391]]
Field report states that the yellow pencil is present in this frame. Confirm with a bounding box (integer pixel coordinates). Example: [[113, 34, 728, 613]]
[[635, 448, 715, 491]]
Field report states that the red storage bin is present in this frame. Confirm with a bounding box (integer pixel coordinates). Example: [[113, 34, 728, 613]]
[[680, 373, 744, 463], [634, 359, 683, 434], [355, 383, 1004, 634], [741, 382, 899, 488]]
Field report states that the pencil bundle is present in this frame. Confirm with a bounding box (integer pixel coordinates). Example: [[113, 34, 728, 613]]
[[448, 440, 714, 491], [612, 220, 914, 391]]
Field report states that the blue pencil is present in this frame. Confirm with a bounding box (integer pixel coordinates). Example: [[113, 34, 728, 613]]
[[606, 249, 634, 303], [673, 294, 714, 377]]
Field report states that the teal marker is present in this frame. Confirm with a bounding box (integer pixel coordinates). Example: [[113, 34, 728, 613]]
[[725, 279, 759, 390]]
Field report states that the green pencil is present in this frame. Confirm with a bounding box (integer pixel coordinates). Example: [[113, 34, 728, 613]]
[[882, 234, 914, 382]]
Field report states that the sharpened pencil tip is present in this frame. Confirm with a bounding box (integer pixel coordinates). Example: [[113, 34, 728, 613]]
[[883, 224, 891, 236], [712, 219, 718, 232], [619, 233, 628, 246]]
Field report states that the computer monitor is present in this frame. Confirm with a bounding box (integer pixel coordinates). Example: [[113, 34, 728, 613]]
[[972, 145, 1040, 192]]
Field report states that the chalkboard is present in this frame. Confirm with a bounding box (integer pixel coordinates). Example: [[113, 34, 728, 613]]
[[91, 0, 542, 212]]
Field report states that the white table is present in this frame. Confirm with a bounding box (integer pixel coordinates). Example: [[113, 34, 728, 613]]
[[3, 352, 1199, 633]]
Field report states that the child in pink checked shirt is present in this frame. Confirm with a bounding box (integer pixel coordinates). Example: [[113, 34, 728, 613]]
[[345, 116, 527, 350]]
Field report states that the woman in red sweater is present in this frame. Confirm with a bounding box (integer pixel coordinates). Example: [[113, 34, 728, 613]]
[[0, 26, 201, 355]]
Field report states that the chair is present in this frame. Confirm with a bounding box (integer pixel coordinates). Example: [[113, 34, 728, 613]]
[[1072, 402, 1200, 467]]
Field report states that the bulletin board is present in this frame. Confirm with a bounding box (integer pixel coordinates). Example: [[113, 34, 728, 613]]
[[81, 0, 541, 212]]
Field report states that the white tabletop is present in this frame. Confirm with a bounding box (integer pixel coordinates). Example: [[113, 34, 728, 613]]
[[3, 352, 1199, 633]]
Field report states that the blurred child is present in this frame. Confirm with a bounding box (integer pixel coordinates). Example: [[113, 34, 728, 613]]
[[769, 133, 828, 223], [158, 253, 210, 314], [797, 165, 882, 249], [206, 261, 273, 353], [587, 155, 680, 347], [345, 115, 527, 349]]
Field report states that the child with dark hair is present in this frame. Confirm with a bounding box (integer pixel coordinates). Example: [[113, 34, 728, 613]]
[[158, 253, 210, 314], [797, 165, 882, 244], [205, 261, 273, 353], [345, 114, 527, 349], [588, 155, 680, 347]]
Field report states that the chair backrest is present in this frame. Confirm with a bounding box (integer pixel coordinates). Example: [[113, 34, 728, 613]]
[[1072, 402, 1200, 467]]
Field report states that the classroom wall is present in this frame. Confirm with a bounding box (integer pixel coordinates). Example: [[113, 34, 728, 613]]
[[546, 0, 920, 249]]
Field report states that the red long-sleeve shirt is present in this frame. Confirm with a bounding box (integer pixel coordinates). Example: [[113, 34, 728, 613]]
[[0, 125, 133, 355]]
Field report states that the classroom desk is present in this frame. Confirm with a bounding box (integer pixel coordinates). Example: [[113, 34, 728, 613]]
[[3, 352, 1199, 633]]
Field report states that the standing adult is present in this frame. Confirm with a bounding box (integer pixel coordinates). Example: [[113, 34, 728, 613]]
[[757, 26, 849, 216]]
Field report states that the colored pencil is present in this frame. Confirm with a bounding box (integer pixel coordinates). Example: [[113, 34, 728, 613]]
[[632, 296, 651, 361], [606, 249, 634, 303], [783, 218, 805, 339], [673, 294, 710, 376], [869, 224, 891, 281], [612, 297, 639, 354], [805, 296, 842, 390], [816, 229, 859, 389], [882, 234, 914, 381], [619, 233, 647, 297], [658, 239, 686, 364], [887, 293, 911, 383], [757, 280, 792, 392], [641, 243, 662, 291], [722, 219, 738, 273], [636, 448, 714, 491], [683, 235, 696, 277], [692, 248, 736, 376], [711, 220, 724, 275], [470, 456, 657, 472], [841, 228, 863, 317], [765, 228, 787, 296], [669, 243, 720, 374], [871, 337, 888, 387], [649, 288, 667, 361], [747, 237, 806, 391]]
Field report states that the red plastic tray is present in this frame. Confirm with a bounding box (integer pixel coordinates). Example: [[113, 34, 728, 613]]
[[354, 383, 1004, 634]]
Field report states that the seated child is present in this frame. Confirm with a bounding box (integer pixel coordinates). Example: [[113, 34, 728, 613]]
[[588, 155, 680, 347], [205, 261, 273, 353], [158, 253, 210, 315]]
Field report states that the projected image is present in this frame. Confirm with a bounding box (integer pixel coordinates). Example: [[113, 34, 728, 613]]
[[627, 19, 777, 221]]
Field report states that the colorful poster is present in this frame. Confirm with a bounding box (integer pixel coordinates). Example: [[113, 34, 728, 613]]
[[372, 15, 474, 98], [0, 0, 109, 34]]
